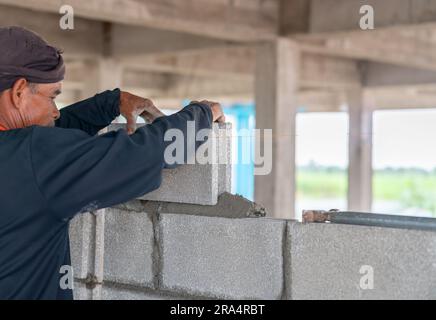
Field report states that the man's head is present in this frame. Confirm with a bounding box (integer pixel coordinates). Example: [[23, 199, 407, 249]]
[[0, 26, 65, 129]]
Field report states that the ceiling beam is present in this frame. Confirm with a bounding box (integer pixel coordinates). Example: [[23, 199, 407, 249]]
[[123, 70, 173, 94], [119, 46, 362, 89], [111, 24, 234, 56], [279, 0, 311, 35], [309, 0, 436, 33], [363, 62, 436, 88], [368, 85, 436, 109], [0, 0, 278, 41], [119, 46, 255, 79], [0, 4, 103, 59], [0, 4, 238, 58], [295, 24, 436, 71], [122, 70, 253, 100]]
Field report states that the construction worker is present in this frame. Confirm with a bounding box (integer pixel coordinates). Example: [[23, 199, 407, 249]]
[[0, 26, 225, 300]]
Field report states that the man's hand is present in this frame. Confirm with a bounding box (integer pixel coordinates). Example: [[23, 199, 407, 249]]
[[120, 91, 165, 134], [190, 100, 225, 123]]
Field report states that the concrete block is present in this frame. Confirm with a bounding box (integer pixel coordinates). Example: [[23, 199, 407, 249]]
[[141, 123, 231, 205], [143, 162, 218, 205], [159, 214, 285, 299], [101, 285, 188, 300], [107, 122, 232, 205], [94, 210, 106, 284], [91, 285, 102, 300], [73, 280, 91, 300], [217, 123, 232, 195], [286, 221, 436, 300], [103, 207, 155, 288], [69, 213, 95, 279]]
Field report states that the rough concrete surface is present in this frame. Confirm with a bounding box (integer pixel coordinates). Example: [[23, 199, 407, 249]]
[[159, 213, 285, 299], [217, 123, 232, 195], [141, 162, 219, 205], [73, 280, 92, 300], [103, 207, 155, 288], [101, 283, 189, 300], [108, 122, 231, 205], [69, 213, 95, 279], [286, 221, 436, 300]]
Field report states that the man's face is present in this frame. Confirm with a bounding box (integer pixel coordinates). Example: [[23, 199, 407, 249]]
[[20, 82, 62, 127]]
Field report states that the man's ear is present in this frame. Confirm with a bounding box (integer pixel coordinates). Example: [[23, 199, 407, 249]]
[[10, 78, 29, 109]]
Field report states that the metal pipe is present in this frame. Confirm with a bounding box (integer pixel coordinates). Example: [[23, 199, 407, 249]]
[[303, 210, 436, 232]]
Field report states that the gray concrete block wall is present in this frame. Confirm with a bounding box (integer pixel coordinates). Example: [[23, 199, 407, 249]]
[[286, 221, 436, 300], [141, 162, 219, 205], [107, 122, 232, 205], [70, 206, 287, 300], [69, 213, 95, 280], [103, 207, 155, 288], [145, 123, 231, 205], [158, 214, 285, 299], [73, 281, 91, 300], [94, 211, 105, 288], [101, 284, 190, 300], [217, 123, 232, 195], [101, 285, 167, 300], [70, 207, 436, 300], [70, 122, 436, 300]]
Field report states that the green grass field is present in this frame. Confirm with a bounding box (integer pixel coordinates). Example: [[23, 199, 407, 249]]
[[296, 167, 436, 215]]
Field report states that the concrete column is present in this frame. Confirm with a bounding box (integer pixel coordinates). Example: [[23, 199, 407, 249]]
[[347, 89, 374, 212], [80, 58, 123, 123], [81, 58, 123, 97], [254, 38, 300, 219]]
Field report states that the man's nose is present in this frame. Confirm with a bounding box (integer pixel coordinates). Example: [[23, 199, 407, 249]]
[[53, 107, 60, 120]]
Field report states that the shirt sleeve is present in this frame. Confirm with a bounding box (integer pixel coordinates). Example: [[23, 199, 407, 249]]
[[55, 89, 121, 136], [31, 103, 212, 221]]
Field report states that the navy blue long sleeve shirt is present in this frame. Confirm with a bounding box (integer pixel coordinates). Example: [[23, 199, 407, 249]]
[[0, 89, 212, 300]]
